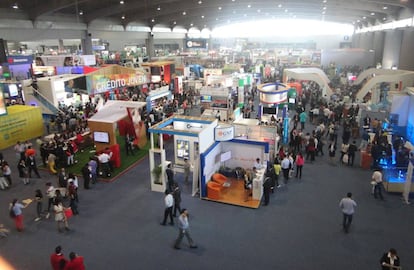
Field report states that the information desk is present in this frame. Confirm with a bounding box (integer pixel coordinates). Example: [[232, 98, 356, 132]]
[[252, 168, 266, 200]]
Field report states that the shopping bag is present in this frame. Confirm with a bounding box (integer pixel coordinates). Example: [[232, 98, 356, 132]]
[[342, 154, 349, 164], [64, 208, 73, 219]]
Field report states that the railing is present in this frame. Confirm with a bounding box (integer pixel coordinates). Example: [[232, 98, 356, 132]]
[[31, 88, 63, 115]]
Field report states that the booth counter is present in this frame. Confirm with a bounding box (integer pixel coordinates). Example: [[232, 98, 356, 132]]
[[252, 168, 266, 200]]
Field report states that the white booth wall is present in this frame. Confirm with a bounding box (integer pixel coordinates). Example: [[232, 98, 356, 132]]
[[220, 141, 267, 169]]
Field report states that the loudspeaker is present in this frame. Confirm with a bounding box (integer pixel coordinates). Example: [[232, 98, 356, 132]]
[[0, 39, 7, 64]]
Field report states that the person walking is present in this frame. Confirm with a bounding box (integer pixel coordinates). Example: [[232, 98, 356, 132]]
[[262, 176, 272, 206], [47, 152, 57, 174], [295, 152, 304, 179], [348, 140, 358, 166], [380, 248, 401, 270], [53, 199, 70, 233], [26, 154, 41, 178], [50, 245, 68, 270], [2, 161, 12, 186], [10, 198, 29, 232], [339, 192, 357, 233], [174, 209, 197, 249], [17, 158, 29, 185], [299, 110, 307, 131], [160, 190, 174, 226], [46, 182, 56, 219], [64, 252, 86, 270], [172, 182, 182, 217], [372, 168, 385, 200], [183, 158, 191, 184], [166, 163, 174, 191], [281, 156, 291, 184], [81, 163, 91, 189], [34, 189, 44, 221]]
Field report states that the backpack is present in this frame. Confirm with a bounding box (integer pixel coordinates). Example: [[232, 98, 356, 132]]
[[9, 207, 16, 218]]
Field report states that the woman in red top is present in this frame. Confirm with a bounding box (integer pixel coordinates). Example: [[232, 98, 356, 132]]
[[295, 152, 305, 179], [50, 246, 68, 270]]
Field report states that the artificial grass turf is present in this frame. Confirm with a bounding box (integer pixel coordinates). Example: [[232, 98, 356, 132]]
[[65, 139, 150, 180]]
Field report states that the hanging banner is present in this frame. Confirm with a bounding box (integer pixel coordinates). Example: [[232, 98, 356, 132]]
[[87, 73, 147, 95]]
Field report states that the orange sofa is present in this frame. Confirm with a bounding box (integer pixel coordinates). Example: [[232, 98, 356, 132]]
[[207, 181, 223, 200], [212, 173, 228, 185]]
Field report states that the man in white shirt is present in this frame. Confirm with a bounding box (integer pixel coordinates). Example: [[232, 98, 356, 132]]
[[254, 158, 263, 170], [372, 169, 384, 200], [281, 156, 291, 184], [339, 192, 357, 233], [161, 190, 174, 226], [98, 151, 111, 177]]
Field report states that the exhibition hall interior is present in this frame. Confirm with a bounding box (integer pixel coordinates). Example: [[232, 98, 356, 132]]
[[1, 0, 414, 269]]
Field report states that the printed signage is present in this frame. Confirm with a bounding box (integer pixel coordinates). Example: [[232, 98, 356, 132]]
[[185, 39, 207, 49], [88, 73, 148, 94], [7, 55, 33, 65], [215, 125, 234, 141]]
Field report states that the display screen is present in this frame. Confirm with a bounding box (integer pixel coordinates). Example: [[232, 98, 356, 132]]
[[263, 107, 277, 114], [200, 95, 212, 102], [176, 139, 189, 159], [8, 84, 18, 97], [93, 131, 110, 143]]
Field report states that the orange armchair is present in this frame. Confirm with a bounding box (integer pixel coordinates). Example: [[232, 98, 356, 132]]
[[207, 181, 223, 200], [212, 173, 228, 185]]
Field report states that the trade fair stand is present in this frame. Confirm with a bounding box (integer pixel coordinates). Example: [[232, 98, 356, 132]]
[[148, 115, 271, 208]]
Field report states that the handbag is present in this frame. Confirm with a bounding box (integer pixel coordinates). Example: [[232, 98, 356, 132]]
[[64, 208, 73, 219]]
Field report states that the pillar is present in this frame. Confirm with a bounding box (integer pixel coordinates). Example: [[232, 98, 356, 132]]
[[0, 39, 8, 63], [58, 39, 65, 52], [145, 32, 155, 60], [382, 29, 403, 69], [81, 31, 93, 55]]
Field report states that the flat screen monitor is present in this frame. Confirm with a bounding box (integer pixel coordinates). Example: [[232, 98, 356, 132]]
[[93, 131, 110, 143], [8, 84, 18, 97], [200, 95, 212, 102], [263, 107, 276, 115]]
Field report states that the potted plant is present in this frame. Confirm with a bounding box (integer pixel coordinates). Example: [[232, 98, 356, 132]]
[[152, 166, 162, 185]]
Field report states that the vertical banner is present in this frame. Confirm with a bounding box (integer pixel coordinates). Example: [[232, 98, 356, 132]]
[[126, 107, 147, 149]]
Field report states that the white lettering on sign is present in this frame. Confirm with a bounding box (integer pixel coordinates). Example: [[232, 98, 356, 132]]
[[94, 75, 147, 93]]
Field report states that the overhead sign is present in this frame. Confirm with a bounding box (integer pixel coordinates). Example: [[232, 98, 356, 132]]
[[7, 55, 33, 65], [185, 39, 207, 49], [87, 73, 148, 94], [215, 125, 234, 141]]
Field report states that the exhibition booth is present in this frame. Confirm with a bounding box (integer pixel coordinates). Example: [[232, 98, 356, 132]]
[[148, 115, 271, 208], [145, 85, 172, 113], [88, 100, 147, 168], [141, 61, 175, 84], [199, 85, 232, 121], [283, 67, 333, 97]]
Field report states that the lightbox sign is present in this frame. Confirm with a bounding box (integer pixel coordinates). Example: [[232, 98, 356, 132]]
[[185, 39, 207, 49], [7, 55, 33, 65], [200, 95, 212, 102], [215, 125, 234, 141], [88, 73, 148, 94]]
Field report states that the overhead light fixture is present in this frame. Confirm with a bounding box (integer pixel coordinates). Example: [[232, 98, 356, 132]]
[[284, 9, 288, 12], [278, 4, 282, 8], [121, 15, 125, 19], [151, 18, 155, 22], [322, 11, 325, 14], [371, 12, 375, 16], [190, 23, 193, 26], [382, 6, 388, 10], [323, 0, 327, 3], [12, 3, 19, 9], [257, 9, 261, 13], [362, 16, 366, 19], [173, 21, 177, 24], [79, 10, 83, 15], [120, 0, 124, 4], [198, 0, 202, 4], [218, 6, 222, 10], [323, 6, 327, 10], [182, 11, 186, 15], [201, 15, 204, 18], [247, 4, 251, 8], [157, 6, 161, 11], [383, 17, 387, 20]]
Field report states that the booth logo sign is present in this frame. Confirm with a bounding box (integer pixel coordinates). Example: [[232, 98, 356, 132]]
[[215, 126, 234, 141]]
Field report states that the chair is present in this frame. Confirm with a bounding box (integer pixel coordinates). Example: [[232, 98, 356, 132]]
[[212, 173, 228, 185], [207, 181, 223, 200]]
